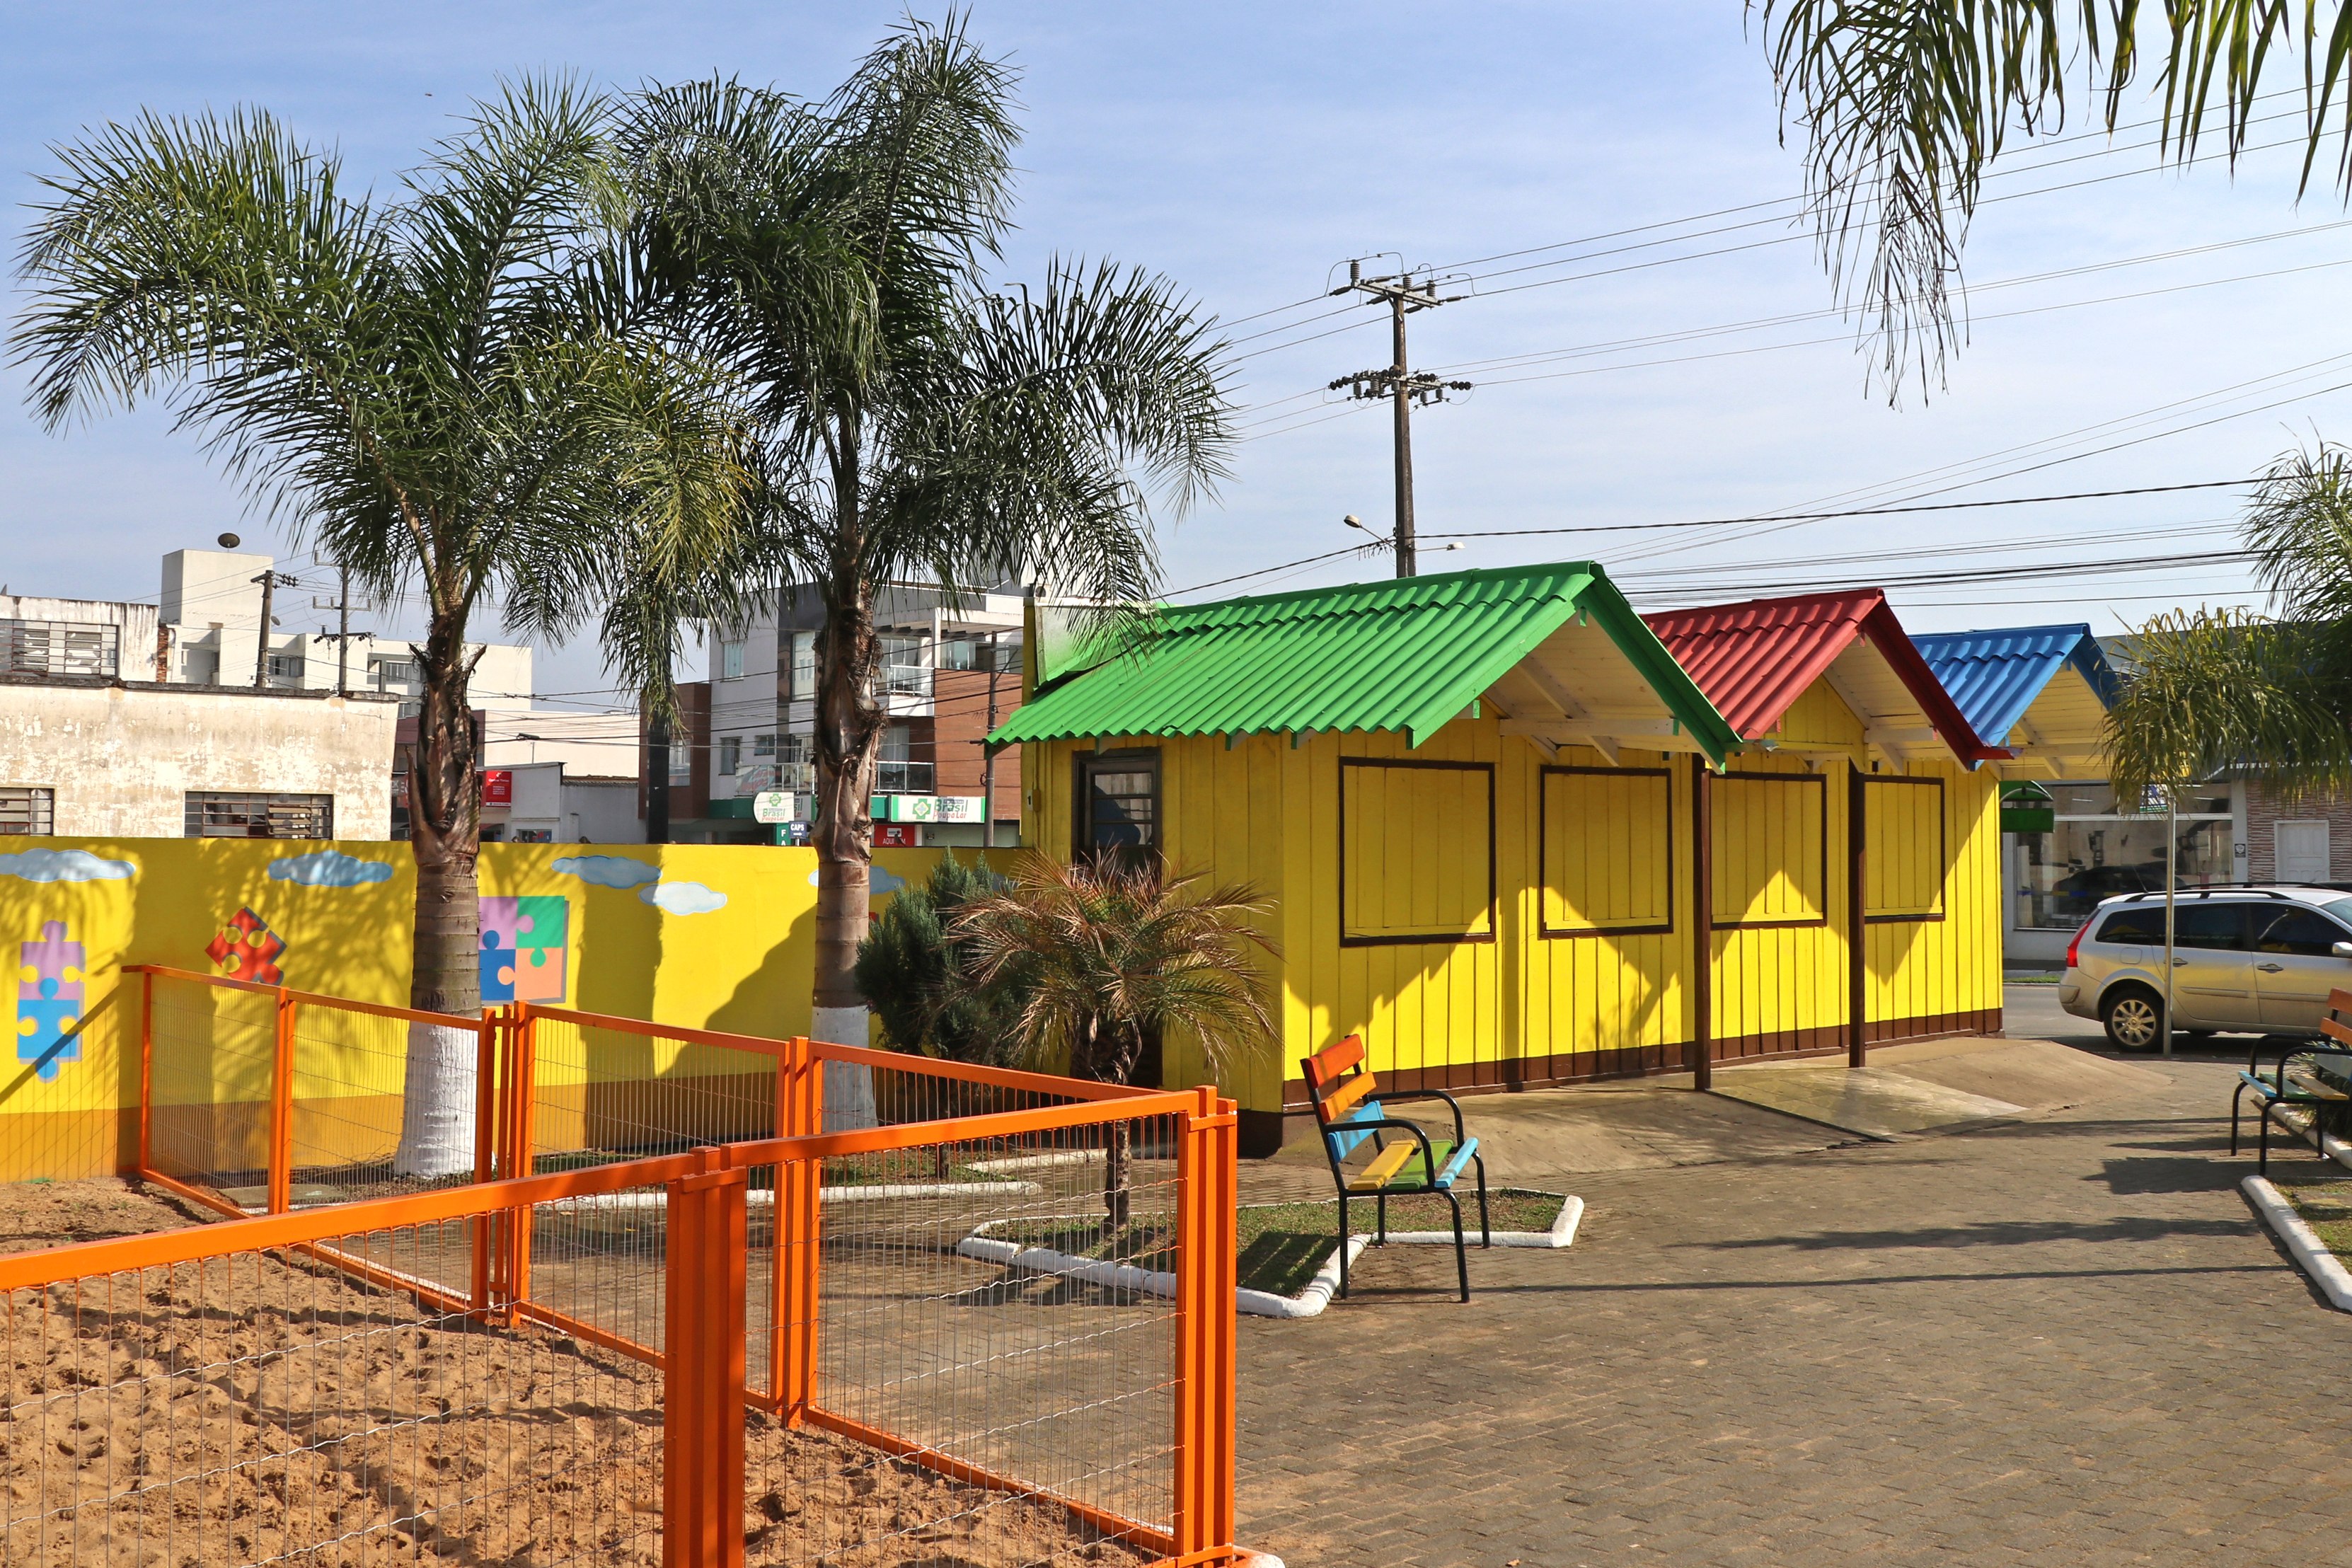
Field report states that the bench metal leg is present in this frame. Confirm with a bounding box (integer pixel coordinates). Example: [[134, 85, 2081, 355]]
[[1472, 1155, 1492, 1247], [1376, 1191, 1388, 1246], [1336, 1194, 1351, 1298], [2231, 1083, 2245, 1155], [1441, 1188, 1469, 1302]]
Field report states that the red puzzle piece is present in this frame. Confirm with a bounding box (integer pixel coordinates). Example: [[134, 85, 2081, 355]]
[[205, 907, 287, 985]]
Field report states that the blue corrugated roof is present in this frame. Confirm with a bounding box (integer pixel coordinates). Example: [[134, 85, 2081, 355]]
[[1910, 623, 2121, 745]]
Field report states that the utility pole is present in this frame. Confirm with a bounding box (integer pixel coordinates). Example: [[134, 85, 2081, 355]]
[[983, 630, 1001, 850], [1330, 260, 1471, 577], [313, 569, 371, 696], [250, 570, 298, 688]]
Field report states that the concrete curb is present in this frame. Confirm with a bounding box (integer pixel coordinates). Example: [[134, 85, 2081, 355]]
[[1382, 1194, 1584, 1250], [2242, 1175, 2352, 1312], [955, 1227, 1369, 1319]]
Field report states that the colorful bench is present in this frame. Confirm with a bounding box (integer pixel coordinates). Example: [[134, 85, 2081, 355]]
[[2232, 988, 2352, 1174], [1301, 1035, 1490, 1302]]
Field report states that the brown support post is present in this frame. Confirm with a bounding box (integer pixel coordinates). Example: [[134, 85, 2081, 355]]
[[1848, 761, 1869, 1068], [1172, 1085, 1239, 1561], [267, 991, 297, 1214], [136, 971, 154, 1178], [664, 1151, 749, 1568], [1690, 754, 1714, 1091], [776, 1035, 822, 1428]]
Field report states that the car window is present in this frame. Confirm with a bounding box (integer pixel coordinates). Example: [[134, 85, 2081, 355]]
[[2325, 897, 2352, 930], [2173, 902, 2250, 951], [2252, 907, 2352, 957], [2094, 904, 2249, 948]]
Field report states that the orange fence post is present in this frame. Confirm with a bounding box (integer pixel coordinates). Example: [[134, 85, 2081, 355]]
[[497, 1004, 538, 1317], [776, 1034, 821, 1427], [267, 991, 297, 1214], [664, 1151, 749, 1568], [1172, 1087, 1239, 1563], [135, 969, 154, 1178], [471, 1008, 500, 1319]]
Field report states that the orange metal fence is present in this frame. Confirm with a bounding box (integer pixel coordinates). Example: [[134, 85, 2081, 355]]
[[10, 967, 1243, 1567]]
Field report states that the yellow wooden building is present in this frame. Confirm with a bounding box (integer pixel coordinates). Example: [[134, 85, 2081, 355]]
[[996, 568, 2007, 1150]]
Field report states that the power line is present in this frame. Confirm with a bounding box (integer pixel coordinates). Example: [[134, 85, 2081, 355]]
[[1424, 477, 2259, 540]]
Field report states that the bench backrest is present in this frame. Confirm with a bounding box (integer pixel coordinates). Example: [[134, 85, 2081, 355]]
[[2327, 988, 2352, 1052], [1302, 1035, 1385, 1161]]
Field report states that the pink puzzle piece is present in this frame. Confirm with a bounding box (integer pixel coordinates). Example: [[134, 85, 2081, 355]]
[[20, 921, 83, 1001]]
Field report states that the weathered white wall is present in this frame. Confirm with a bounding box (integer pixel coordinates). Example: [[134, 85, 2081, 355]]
[[0, 594, 163, 679], [0, 681, 400, 838]]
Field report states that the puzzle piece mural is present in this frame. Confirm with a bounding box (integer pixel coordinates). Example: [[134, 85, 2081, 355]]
[[16, 921, 84, 1082], [204, 906, 287, 985], [479, 895, 568, 1005]]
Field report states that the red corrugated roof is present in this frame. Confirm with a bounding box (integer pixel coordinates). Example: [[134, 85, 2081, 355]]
[[1642, 589, 2003, 760]]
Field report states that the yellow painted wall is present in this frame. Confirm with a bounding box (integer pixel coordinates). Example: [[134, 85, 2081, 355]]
[[1, 840, 947, 1178], [1864, 762, 2002, 1031], [1022, 673, 2001, 1111]]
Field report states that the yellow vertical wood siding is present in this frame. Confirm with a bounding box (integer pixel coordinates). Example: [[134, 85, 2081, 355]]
[[1018, 676, 2000, 1110], [1864, 777, 1946, 918], [1542, 768, 1673, 933], [1342, 761, 1494, 941]]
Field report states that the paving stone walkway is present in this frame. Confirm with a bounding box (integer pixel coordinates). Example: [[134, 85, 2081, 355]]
[[1235, 1047, 2352, 1567]]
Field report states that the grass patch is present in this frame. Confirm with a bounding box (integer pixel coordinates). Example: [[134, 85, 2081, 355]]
[[985, 1187, 1566, 1301], [2273, 1174, 2352, 1263]]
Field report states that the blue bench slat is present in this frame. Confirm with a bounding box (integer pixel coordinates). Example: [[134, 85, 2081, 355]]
[[1323, 1100, 1384, 1160], [1431, 1136, 1478, 1190]]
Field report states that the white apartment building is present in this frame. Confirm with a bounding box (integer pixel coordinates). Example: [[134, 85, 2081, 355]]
[[693, 583, 1028, 846], [157, 548, 536, 714]]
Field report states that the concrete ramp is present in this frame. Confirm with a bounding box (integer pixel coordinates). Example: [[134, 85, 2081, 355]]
[[1708, 1037, 2167, 1141], [1710, 1064, 2023, 1139]]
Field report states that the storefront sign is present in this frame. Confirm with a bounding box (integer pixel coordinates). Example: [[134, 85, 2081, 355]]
[[483, 769, 512, 806], [752, 790, 795, 824], [875, 823, 920, 848], [871, 794, 986, 823]]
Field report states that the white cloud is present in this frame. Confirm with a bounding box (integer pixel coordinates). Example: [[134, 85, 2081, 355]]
[[552, 854, 663, 889], [640, 880, 727, 916], [267, 851, 394, 888], [0, 848, 135, 884]]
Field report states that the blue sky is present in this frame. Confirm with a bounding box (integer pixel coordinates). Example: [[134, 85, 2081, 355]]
[[1, 3, 2339, 702]]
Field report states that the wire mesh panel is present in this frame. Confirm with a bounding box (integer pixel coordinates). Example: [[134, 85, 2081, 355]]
[[773, 1111, 1187, 1567], [526, 1012, 781, 1170], [144, 974, 278, 1207], [0, 1213, 666, 1568], [289, 997, 481, 1207]]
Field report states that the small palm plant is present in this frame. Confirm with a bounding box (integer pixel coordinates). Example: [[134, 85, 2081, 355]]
[[955, 853, 1276, 1232]]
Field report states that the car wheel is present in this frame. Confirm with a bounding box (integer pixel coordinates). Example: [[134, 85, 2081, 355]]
[[2101, 986, 2164, 1051]]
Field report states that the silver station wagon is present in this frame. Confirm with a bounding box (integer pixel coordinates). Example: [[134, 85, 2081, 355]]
[[2060, 885, 2352, 1050]]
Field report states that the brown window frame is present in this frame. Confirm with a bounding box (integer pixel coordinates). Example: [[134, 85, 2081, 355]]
[[184, 791, 335, 840], [1073, 748, 1163, 866], [1538, 764, 1676, 939], [1862, 773, 1949, 925], [1710, 770, 1830, 931], [1337, 756, 1498, 948], [0, 786, 56, 836]]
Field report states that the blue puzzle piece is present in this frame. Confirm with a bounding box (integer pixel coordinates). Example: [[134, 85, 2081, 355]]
[[16, 998, 81, 1082], [480, 945, 517, 1005]]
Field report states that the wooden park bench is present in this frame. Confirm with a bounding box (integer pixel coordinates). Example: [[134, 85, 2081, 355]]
[[1300, 1035, 1490, 1302], [2232, 988, 2352, 1174]]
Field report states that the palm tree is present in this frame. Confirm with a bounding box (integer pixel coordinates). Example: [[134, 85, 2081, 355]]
[[11, 83, 749, 1176], [2106, 442, 2352, 804], [622, 18, 1234, 1058], [955, 853, 1276, 1230], [1751, 4, 2352, 397]]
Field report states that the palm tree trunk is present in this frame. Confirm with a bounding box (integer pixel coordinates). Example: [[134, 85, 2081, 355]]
[[811, 550, 882, 1129], [395, 626, 483, 1177]]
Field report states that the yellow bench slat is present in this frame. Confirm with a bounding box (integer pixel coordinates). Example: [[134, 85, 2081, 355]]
[[1347, 1141, 1418, 1192], [1318, 1072, 1376, 1125]]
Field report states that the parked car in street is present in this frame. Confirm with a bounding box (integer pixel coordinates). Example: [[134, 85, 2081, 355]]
[[2060, 886, 2352, 1049]]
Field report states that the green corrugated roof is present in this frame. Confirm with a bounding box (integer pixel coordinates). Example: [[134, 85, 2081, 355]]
[[989, 561, 1739, 763]]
